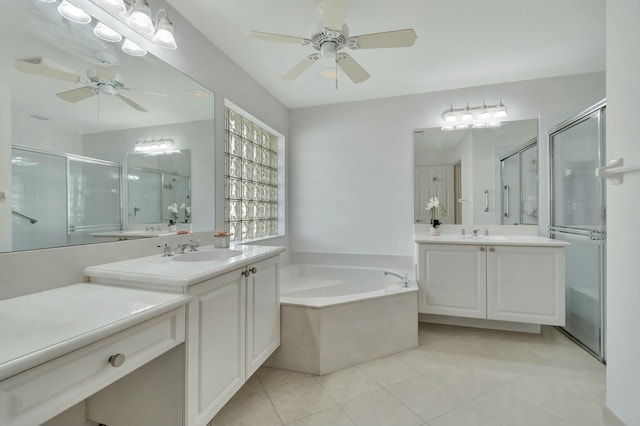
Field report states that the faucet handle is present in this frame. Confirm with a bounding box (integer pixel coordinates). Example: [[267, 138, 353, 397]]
[[461, 229, 466, 236], [189, 239, 200, 251], [484, 229, 489, 236], [157, 243, 173, 257]]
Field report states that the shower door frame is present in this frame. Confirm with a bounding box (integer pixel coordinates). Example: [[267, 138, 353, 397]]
[[548, 99, 607, 362], [499, 137, 538, 225]]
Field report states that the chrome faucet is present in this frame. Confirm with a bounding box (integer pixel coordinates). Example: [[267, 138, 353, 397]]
[[384, 271, 409, 288], [188, 239, 200, 252], [461, 229, 466, 236], [175, 243, 190, 254], [158, 243, 173, 257], [484, 229, 490, 236], [472, 229, 479, 236]]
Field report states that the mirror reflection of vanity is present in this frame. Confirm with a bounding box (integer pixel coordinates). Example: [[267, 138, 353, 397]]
[[1, 1, 214, 252], [414, 119, 539, 226]]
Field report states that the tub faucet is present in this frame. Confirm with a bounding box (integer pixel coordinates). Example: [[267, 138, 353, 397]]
[[384, 271, 409, 288]]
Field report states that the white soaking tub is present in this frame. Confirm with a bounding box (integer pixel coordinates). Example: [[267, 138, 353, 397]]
[[265, 265, 418, 375]]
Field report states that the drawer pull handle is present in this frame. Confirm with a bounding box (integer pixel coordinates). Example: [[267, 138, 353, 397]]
[[108, 353, 126, 368], [480, 247, 486, 252], [489, 247, 495, 252], [249, 267, 257, 274]]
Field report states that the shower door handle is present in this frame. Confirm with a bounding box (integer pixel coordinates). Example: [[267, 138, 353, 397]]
[[484, 190, 489, 212], [504, 185, 510, 217]]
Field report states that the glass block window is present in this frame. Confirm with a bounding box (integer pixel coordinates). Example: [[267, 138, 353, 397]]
[[224, 106, 279, 241]]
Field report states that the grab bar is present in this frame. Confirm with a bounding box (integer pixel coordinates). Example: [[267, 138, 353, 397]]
[[483, 190, 489, 212], [503, 185, 510, 217], [12, 210, 37, 224]]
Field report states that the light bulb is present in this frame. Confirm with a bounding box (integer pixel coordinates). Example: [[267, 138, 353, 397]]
[[122, 38, 147, 56], [39, 0, 57, 3], [153, 15, 177, 49], [456, 123, 469, 130], [444, 113, 457, 123], [58, 1, 91, 24], [494, 101, 508, 118], [94, 22, 122, 43], [479, 110, 491, 120], [95, 0, 126, 14], [127, 0, 154, 34]]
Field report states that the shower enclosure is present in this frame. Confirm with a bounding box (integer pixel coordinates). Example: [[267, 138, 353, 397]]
[[500, 138, 538, 225], [549, 100, 606, 361], [127, 167, 191, 225], [11, 147, 122, 251]]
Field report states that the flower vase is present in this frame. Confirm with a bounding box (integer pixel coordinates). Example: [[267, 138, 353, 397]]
[[430, 227, 441, 236], [168, 224, 177, 232]]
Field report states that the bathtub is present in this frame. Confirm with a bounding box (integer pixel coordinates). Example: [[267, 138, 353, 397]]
[[265, 265, 418, 375]]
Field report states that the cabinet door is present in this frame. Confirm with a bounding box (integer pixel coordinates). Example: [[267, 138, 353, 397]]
[[417, 244, 487, 318], [246, 256, 280, 378], [487, 246, 565, 325], [186, 272, 245, 426]]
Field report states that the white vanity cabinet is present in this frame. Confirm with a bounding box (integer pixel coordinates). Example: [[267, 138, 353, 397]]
[[187, 255, 280, 426], [417, 239, 566, 326]]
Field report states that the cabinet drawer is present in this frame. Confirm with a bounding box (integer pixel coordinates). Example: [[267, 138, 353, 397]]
[[0, 306, 186, 426]]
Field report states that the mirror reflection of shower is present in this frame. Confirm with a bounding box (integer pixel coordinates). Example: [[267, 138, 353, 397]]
[[500, 138, 538, 225]]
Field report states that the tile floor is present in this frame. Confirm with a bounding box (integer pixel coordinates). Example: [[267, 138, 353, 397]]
[[209, 323, 609, 426]]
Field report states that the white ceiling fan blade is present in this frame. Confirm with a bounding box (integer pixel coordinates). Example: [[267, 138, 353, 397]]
[[321, 0, 348, 31], [349, 29, 417, 49], [15, 57, 80, 83], [283, 54, 319, 80], [56, 87, 98, 103], [95, 63, 117, 80], [122, 87, 169, 97], [337, 53, 370, 83], [116, 94, 148, 112], [246, 31, 309, 45]]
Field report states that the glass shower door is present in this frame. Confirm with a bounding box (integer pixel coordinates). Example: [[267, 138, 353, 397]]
[[501, 155, 521, 224], [550, 102, 606, 360]]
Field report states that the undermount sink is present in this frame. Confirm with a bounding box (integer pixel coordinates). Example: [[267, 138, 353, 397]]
[[172, 249, 243, 262]]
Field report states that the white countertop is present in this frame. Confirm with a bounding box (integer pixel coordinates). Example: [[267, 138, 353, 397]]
[[84, 244, 286, 291], [0, 284, 191, 381], [415, 234, 570, 247], [91, 231, 178, 238]]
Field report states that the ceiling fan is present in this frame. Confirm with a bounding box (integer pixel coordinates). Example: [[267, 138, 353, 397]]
[[14, 57, 160, 112], [246, 0, 417, 84]]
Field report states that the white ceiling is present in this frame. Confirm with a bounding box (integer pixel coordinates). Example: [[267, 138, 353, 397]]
[[168, 0, 605, 109]]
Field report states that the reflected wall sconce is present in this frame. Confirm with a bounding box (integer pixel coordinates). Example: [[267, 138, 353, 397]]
[[441, 100, 508, 131], [38, 0, 178, 57], [134, 137, 179, 155]]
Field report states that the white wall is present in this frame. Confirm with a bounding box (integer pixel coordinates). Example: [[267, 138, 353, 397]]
[[605, 1, 640, 424], [289, 72, 605, 255], [82, 120, 215, 232], [12, 115, 83, 155]]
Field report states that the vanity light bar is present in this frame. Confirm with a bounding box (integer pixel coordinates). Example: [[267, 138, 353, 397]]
[[134, 137, 179, 155], [441, 100, 508, 131], [37, 0, 177, 55]]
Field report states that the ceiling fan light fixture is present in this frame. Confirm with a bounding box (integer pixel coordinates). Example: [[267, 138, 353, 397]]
[[153, 11, 177, 49], [127, 0, 154, 34], [94, 22, 122, 43], [122, 38, 147, 56], [320, 41, 337, 58], [95, 0, 126, 14], [58, 1, 92, 24], [320, 67, 338, 79]]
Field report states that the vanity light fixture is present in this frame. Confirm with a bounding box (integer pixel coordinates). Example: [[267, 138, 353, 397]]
[[93, 22, 122, 42], [134, 137, 179, 155], [39, 0, 58, 3], [152, 10, 177, 49], [94, 0, 126, 14], [58, 0, 92, 24], [126, 0, 154, 34], [441, 100, 508, 131], [122, 38, 147, 56]]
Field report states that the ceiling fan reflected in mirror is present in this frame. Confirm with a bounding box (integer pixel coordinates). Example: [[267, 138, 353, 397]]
[[14, 57, 167, 113], [246, 0, 417, 85]]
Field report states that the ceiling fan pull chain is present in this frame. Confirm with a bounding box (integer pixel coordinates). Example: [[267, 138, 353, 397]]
[[335, 58, 338, 90]]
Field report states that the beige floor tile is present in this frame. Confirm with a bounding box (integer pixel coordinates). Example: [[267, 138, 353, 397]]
[[233, 373, 264, 398], [266, 376, 336, 424], [340, 389, 423, 426], [385, 375, 463, 422], [315, 366, 380, 403], [286, 406, 356, 426], [559, 394, 619, 426], [427, 404, 505, 426], [472, 386, 563, 425], [357, 355, 417, 387], [257, 366, 312, 389], [209, 390, 282, 426]]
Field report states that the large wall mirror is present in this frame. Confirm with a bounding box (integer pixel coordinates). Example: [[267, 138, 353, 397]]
[[414, 119, 539, 226], [0, 1, 214, 252]]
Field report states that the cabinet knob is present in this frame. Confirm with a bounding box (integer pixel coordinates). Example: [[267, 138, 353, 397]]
[[108, 353, 125, 368], [489, 247, 495, 252], [480, 247, 486, 252], [249, 267, 257, 274], [241, 270, 250, 277]]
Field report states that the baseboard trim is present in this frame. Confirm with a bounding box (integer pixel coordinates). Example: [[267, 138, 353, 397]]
[[603, 403, 628, 426], [419, 313, 541, 334]]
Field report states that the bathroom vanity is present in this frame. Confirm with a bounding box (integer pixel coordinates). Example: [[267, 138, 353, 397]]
[[84, 244, 285, 426], [0, 284, 190, 426], [416, 235, 569, 328]]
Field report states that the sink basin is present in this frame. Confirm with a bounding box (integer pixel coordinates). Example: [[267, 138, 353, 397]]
[[172, 249, 243, 262]]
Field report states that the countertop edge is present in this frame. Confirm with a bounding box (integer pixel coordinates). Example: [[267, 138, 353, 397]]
[[0, 289, 191, 382], [414, 236, 570, 247]]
